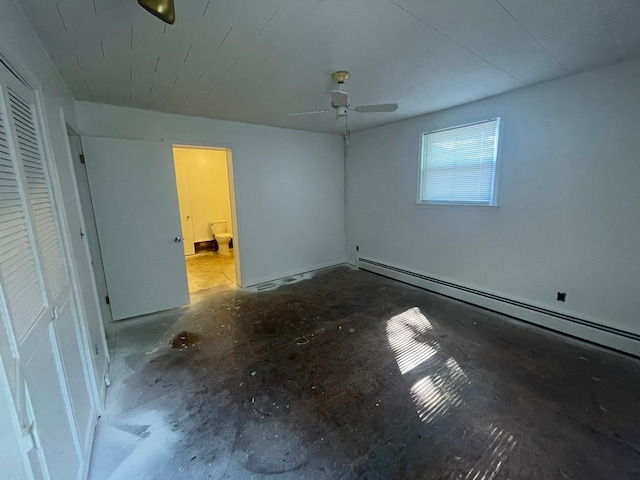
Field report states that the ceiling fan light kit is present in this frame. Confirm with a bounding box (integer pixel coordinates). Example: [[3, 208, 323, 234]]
[[138, 0, 176, 24]]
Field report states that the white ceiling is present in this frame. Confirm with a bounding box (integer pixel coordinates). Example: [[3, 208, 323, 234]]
[[16, 0, 640, 134]]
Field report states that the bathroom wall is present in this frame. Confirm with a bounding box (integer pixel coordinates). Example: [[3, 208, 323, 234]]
[[174, 147, 232, 243]]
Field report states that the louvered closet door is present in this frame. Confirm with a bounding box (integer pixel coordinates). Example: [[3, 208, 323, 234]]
[[0, 65, 93, 479]]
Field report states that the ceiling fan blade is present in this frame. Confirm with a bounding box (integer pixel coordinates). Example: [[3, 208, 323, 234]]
[[330, 90, 349, 107], [288, 110, 328, 116], [354, 103, 398, 113]]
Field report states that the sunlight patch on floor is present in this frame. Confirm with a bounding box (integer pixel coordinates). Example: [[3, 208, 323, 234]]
[[387, 307, 469, 424], [464, 424, 517, 480], [386, 307, 436, 374], [410, 357, 468, 424]]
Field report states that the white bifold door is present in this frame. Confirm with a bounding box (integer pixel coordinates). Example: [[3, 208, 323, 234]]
[[81, 137, 190, 320], [0, 64, 96, 478]]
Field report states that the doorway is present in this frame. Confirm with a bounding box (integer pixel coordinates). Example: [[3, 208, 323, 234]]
[[173, 146, 239, 296]]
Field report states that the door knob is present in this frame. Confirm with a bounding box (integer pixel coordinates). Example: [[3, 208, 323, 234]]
[[174, 236, 182, 243]]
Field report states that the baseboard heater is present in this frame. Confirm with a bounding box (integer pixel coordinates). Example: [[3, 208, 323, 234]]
[[357, 257, 640, 357]]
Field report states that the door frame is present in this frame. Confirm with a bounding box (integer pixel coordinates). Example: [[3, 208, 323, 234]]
[[65, 126, 112, 324], [34, 95, 102, 466], [61, 117, 111, 402], [164, 138, 243, 288]]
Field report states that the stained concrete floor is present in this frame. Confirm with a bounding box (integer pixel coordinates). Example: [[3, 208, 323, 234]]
[[90, 266, 640, 480], [185, 251, 236, 294]]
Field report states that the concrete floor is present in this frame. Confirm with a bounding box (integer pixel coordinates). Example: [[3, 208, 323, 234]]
[[185, 251, 236, 294], [90, 266, 640, 480]]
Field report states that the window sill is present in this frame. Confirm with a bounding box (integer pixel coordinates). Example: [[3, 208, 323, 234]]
[[415, 202, 500, 212]]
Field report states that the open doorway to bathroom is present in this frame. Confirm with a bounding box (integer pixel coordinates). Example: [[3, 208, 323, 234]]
[[173, 145, 240, 296]]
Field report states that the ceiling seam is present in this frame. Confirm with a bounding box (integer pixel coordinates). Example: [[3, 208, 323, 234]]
[[386, 0, 525, 85], [258, 3, 283, 36], [55, 3, 68, 33], [594, 0, 624, 61], [307, 0, 323, 16], [218, 27, 233, 49], [183, 43, 194, 64], [203, 0, 212, 17], [495, 0, 568, 74]]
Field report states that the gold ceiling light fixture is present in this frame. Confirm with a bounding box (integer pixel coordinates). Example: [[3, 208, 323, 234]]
[[138, 0, 176, 25]]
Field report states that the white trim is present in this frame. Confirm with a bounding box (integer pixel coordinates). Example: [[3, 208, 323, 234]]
[[224, 148, 242, 288], [244, 261, 348, 288], [0, 354, 34, 480], [424, 117, 499, 135], [415, 203, 499, 211], [165, 138, 244, 288], [418, 117, 501, 205], [59, 109, 110, 414], [0, 50, 34, 90], [357, 256, 640, 357], [33, 91, 102, 423]]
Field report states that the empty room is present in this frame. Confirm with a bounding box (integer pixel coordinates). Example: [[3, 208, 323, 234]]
[[0, 0, 639, 479]]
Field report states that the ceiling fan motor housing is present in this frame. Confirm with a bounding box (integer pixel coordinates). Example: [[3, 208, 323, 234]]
[[331, 71, 350, 84], [336, 106, 348, 118]]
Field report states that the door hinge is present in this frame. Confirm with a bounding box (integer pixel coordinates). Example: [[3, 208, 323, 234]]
[[79, 154, 85, 164], [22, 421, 41, 451], [105, 295, 110, 305]]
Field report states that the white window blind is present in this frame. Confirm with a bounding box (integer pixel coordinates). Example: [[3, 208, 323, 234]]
[[419, 118, 499, 205]]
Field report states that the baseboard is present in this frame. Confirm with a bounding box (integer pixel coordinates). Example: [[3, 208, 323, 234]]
[[357, 256, 640, 357], [244, 260, 348, 288]]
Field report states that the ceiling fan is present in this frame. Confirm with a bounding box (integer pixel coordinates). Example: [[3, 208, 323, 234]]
[[289, 71, 399, 127]]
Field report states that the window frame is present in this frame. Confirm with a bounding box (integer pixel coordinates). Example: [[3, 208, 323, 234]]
[[416, 117, 501, 208]]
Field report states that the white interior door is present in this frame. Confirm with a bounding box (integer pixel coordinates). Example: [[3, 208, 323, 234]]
[[0, 62, 94, 479], [81, 137, 190, 320], [174, 153, 196, 256]]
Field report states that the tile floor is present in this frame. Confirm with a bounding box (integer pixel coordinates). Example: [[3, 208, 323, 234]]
[[89, 266, 640, 480], [185, 251, 236, 294]]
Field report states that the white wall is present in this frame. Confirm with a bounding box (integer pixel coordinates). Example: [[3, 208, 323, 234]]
[[75, 102, 346, 286], [346, 58, 640, 339], [174, 148, 232, 243]]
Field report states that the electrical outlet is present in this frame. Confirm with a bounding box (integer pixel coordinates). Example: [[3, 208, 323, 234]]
[[557, 292, 566, 302]]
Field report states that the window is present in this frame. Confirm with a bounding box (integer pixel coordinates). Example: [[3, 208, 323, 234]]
[[419, 118, 500, 206]]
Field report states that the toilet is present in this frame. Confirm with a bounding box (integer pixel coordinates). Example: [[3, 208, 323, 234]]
[[209, 220, 232, 255]]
